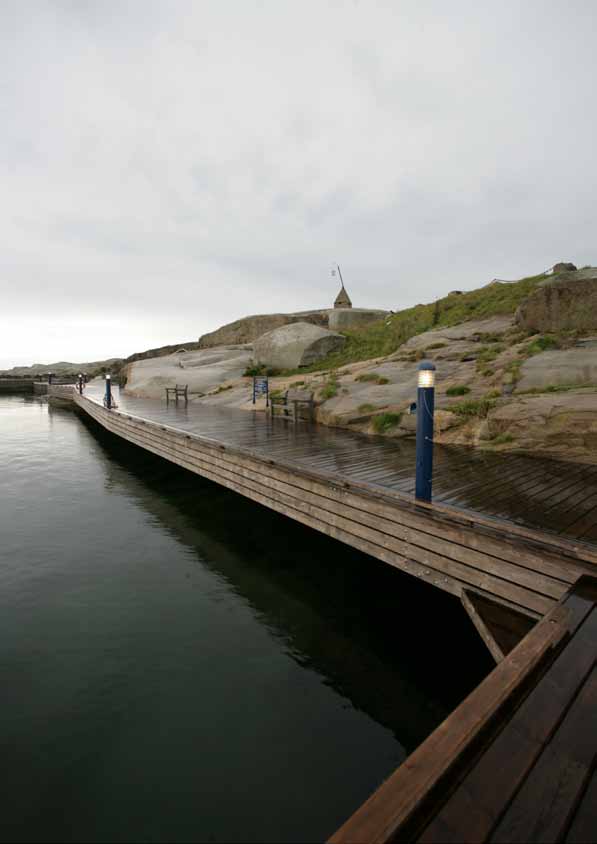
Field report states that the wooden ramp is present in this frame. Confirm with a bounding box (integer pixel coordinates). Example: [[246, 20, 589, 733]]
[[68, 392, 597, 639], [329, 575, 597, 844]]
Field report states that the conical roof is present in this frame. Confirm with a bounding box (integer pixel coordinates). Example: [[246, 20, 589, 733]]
[[334, 283, 352, 309]]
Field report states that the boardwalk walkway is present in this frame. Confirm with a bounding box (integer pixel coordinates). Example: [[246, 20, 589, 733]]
[[85, 386, 597, 544], [330, 575, 597, 844]]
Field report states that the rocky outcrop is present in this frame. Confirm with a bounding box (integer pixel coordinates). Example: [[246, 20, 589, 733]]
[[516, 347, 597, 392], [254, 322, 346, 370], [515, 269, 597, 333], [198, 311, 329, 348], [328, 308, 389, 331], [124, 346, 252, 398], [198, 308, 389, 347]]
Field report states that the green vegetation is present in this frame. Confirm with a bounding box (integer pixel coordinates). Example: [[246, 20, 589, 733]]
[[446, 385, 471, 396], [491, 433, 514, 445], [480, 367, 495, 377], [426, 342, 447, 350], [358, 403, 376, 413], [212, 384, 233, 394], [278, 273, 547, 375], [448, 398, 497, 418], [243, 361, 280, 377], [372, 412, 403, 433], [320, 373, 339, 400], [290, 380, 305, 388], [525, 335, 560, 356], [355, 372, 390, 385], [484, 389, 502, 399], [475, 344, 505, 370]]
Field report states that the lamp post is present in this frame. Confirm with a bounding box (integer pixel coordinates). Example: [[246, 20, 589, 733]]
[[78, 373, 84, 395], [415, 361, 436, 502], [105, 374, 112, 409]]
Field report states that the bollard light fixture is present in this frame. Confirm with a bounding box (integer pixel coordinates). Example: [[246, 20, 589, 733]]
[[417, 360, 436, 389], [415, 361, 436, 503]]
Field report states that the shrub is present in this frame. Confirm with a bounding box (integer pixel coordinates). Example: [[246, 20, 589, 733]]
[[446, 385, 471, 397], [448, 398, 496, 418], [358, 403, 376, 413], [372, 412, 403, 433], [484, 389, 502, 399], [243, 360, 266, 377], [481, 367, 495, 377]]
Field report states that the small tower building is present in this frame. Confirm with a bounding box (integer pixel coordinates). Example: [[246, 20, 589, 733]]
[[334, 283, 352, 309]]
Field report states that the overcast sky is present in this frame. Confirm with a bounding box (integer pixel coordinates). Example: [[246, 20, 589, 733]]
[[1, 0, 596, 367]]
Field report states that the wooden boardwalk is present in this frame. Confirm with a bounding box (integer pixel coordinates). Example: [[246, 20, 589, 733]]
[[61, 386, 597, 645], [84, 387, 597, 542], [330, 575, 597, 844]]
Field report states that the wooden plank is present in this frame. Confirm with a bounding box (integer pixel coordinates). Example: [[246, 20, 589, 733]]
[[417, 602, 597, 843], [565, 769, 597, 843], [490, 665, 597, 844], [327, 602, 571, 844]]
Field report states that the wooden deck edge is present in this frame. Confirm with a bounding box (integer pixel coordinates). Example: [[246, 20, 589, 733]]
[[461, 589, 538, 663], [327, 598, 579, 844], [74, 394, 597, 570]]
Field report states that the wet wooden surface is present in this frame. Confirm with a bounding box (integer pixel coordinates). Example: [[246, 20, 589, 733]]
[[84, 386, 597, 544], [329, 575, 597, 844]]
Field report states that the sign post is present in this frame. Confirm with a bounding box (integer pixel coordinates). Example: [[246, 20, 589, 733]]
[[252, 376, 269, 407]]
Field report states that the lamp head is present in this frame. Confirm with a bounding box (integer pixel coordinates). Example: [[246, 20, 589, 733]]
[[417, 360, 436, 389]]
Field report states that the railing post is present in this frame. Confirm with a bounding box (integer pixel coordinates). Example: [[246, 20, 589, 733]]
[[48, 372, 53, 385], [105, 374, 112, 409], [415, 361, 436, 502]]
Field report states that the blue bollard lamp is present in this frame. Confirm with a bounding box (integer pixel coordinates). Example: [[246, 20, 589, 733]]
[[415, 360, 436, 502], [105, 374, 112, 409]]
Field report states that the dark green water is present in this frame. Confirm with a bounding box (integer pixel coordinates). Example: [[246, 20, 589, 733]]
[[0, 395, 492, 843]]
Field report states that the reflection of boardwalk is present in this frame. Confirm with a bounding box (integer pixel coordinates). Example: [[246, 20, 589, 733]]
[[87, 386, 597, 542]]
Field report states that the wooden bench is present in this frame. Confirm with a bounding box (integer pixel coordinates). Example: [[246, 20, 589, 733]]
[[165, 384, 188, 405], [270, 389, 315, 423], [330, 574, 597, 844]]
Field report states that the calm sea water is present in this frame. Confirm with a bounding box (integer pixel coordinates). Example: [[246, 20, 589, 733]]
[[0, 394, 491, 843]]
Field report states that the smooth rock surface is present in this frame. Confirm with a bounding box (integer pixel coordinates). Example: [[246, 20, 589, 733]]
[[516, 347, 597, 392], [516, 268, 597, 332], [253, 322, 346, 370], [327, 308, 389, 331], [124, 347, 252, 398]]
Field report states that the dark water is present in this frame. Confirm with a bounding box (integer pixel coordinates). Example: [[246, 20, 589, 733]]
[[0, 395, 492, 843]]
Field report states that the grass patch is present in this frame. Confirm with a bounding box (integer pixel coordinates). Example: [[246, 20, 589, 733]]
[[277, 273, 547, 375], [518, 382, 596, 395], [372, 412, 403, 433], [290, 380, 305, 388], [212, 384, 233, 394], [358, 403, 376, 413], [525, 335, 560, 356], [446, 385, 471, 396], [484, 389, 502, 399], [448, 398, 496, 418], [475, 344, 505, 370], [320, 373, 339, 400], [480, 367, 495, 377], [355, 372, 390, 385], [492, 433, 514, 445], [426, 342, 447, 350]]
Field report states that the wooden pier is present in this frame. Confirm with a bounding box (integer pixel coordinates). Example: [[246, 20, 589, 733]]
[[46, 384, 597, 842], [64, 387, 597, 651], [330, 575, 597, 844]]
